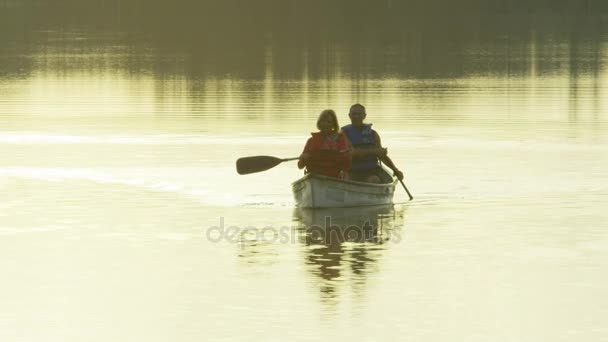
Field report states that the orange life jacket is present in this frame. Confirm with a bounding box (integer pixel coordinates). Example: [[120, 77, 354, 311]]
[[304, 132, 351, 178]]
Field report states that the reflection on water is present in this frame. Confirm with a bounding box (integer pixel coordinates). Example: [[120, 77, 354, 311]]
[[1, 26, 607, 141], [293, 205, 406, 306], [3, 1, 608, 81]]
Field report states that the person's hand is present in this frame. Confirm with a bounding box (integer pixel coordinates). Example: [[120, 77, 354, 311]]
[[393, 169, 404, 181], [299, 153, 311, 162]]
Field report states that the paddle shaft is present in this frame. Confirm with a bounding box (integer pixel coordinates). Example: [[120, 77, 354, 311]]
[[380, 160, 413, 201], [399, 179, 414, 201]]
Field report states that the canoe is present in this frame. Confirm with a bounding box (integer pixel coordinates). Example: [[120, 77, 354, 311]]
[[291, 166, 397, 208]]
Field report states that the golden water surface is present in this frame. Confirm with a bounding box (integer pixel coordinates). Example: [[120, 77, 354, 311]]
[[1, 4, 608, 341]]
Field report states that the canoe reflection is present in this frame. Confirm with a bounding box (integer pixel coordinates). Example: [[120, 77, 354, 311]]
[[294, 205, 402, 244], [293, 205, 406, 304]]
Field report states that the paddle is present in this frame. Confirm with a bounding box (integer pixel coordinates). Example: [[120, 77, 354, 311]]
[[381, 160, 413, 201], [236, 155, 300, 175], [399, 179, 414, 201]]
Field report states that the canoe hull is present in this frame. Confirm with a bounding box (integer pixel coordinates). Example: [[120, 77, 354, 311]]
[[292, 168, 397, 208]]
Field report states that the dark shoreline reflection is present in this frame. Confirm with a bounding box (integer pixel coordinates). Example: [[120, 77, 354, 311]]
[[293, 205, 406, 306], [2, 2, 608, 80]]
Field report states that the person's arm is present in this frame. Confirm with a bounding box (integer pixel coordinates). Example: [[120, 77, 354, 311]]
[[298, 138, 313, 169], [341, 129, 355, 155], [342, 129, 387, 158], [373, 131, 404, 180], [338, 134, 352, 171]]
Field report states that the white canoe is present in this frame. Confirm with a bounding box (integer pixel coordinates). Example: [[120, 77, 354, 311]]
[[292, 166, 397, 208]]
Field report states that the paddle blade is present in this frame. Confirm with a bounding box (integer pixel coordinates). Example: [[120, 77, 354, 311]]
[[236, 156, 285, 175]]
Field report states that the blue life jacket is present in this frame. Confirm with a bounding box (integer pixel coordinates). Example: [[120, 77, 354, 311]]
[[342, 123, 379, 170]]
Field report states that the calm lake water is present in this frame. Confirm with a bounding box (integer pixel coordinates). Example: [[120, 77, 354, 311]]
[[2, 3, 608, 341]]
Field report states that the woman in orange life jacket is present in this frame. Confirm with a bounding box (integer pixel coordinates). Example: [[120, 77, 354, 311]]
[[298, 109, 351, 179]]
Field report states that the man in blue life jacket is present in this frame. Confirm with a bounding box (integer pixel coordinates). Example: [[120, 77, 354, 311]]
[[341, 103, 404, 183]]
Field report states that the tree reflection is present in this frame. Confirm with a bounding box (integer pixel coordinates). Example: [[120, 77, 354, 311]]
[[2, 1, 608, 80]]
